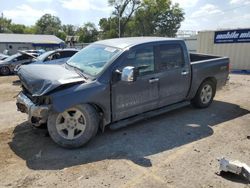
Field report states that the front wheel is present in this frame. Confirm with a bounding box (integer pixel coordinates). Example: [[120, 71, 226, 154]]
[[47, 104, 99, 148], [191, 80, 216, 108], [0, 66, 10, 76]]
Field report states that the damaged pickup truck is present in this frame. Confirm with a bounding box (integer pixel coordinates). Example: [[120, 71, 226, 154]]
[[16, 37, 229, 148]]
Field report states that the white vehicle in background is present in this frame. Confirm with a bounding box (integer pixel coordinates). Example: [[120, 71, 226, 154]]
[[14, 49, 79, 74], [0, 52, 36, 76], [33, 49, 79, 65], [23, 49, 45, 56], [0, 53, 9, 61]]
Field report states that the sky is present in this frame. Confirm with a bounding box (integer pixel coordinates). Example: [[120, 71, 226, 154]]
[[0, 0, 250, 31]]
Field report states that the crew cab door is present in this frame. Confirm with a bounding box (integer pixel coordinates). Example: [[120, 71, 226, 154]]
[[111, 45, 159, 121], [155, 43, 191, 107]]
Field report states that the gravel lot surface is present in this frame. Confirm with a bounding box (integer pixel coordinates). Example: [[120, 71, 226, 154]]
[[0, 74, 249, 188]]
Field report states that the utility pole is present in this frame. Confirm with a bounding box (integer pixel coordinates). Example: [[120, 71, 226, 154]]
[[117, 5, 121, 38], [0, 13, 3, 33]]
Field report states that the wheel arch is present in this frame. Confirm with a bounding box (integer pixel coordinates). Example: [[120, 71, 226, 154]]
[[188, 76, 217, 100], [191, 77, 217, 108], [87, 103, 106, 132], [202, 77, 217, 87], [196, 77, 217, 98]]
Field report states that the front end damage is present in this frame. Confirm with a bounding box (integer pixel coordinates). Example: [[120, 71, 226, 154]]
[[16, 64, 86, 127], [16, 92, 50, 127]]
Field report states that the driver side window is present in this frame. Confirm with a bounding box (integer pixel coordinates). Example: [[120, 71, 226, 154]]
[[127, 47, 155, 76], [45, 53, 60, 62]]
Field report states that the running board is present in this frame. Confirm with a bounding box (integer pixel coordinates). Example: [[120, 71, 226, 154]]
[[110, 101, 190, 130]]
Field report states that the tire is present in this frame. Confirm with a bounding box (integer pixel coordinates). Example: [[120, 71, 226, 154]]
[[0, 66, 10, 76], [191, 80, 216, 108], [47, 104, 99, 148]]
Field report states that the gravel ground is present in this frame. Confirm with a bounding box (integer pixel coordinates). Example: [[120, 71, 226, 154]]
[[0, 74, 249, 188]]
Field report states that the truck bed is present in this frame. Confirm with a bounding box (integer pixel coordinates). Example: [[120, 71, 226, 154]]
[[187, 52, 230, 100], [190, 53, 222, 63]]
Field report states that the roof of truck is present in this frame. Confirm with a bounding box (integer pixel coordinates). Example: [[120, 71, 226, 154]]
[[94, 37, 183, 49]]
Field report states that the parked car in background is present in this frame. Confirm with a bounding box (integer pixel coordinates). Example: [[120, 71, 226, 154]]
[[0, 53, 9, 61], [0, 52, 36, 75], [34, 49, 79, 65], [14, 49, 79, 73], [23, 49, 45, 56], [16, 37, 229, 148]]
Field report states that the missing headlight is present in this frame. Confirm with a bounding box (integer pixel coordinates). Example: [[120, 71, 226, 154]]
[[34, 96, 51, 105]]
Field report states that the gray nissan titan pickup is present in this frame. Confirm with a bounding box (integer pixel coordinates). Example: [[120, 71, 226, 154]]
[[16, 37, 230, 148]]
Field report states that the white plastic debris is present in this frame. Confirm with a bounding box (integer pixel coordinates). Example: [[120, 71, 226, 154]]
[[218, 157, 250, 182], [77, 176, 84, 180]]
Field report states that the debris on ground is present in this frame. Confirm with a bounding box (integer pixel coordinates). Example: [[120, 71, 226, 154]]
[[194, 148, 200, 153], [218, 157, 250, 183]]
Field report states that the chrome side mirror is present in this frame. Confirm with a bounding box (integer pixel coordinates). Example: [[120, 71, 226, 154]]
[[121, 66, 136, 82]]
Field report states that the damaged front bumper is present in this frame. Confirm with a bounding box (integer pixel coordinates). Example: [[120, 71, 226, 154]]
[[16, 92, 50, 126]]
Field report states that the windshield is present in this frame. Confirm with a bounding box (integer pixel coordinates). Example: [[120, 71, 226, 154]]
[[36, 51, 54, 61], [67, 44, 120, 77], [4, 53, 21, 62]]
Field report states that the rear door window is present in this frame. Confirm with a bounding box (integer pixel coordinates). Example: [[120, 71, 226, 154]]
[[157, 44, 184, 71]]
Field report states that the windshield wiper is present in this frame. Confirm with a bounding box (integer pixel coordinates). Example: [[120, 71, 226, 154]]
[[66, 63, 88, 80]]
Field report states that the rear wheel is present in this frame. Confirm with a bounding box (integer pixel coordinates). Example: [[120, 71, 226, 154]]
[[47, 104, 99, 148], [191, 80, 216, 108], [0, 66, 10, 76]]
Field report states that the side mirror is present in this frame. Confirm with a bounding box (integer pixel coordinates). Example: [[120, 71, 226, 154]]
[[121, 66, 136, 82]]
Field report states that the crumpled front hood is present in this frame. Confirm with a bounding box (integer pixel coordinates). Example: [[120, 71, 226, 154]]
[[18, 64, 85, 96]]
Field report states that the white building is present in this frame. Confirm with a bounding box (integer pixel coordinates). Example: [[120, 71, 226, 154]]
[[197, 29, 250, 71]]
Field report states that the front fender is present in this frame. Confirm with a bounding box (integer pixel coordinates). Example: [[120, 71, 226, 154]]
[[50, 81, 111, 125]]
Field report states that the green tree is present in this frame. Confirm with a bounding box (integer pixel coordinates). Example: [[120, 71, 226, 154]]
[[0, 14, 12, 33], [35, 14, 62, 36], [132, 0, 184, 37], [9, 24, 26, 34], [77, 22, 98, 43], [62, 24, 77, 36], [108, 0, 141, 37], [23, 26, 37, 34], [102, 0, 184, 38], [99, 17, 118, 39], [56, 31, 67, 41]]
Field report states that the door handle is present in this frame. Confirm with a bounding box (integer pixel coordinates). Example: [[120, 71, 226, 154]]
[[149, 78, 159, 83], [181, 70, 189, 75]]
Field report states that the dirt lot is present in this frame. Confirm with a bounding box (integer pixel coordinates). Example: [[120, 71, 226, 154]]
[[0, 74, 249, 188]]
